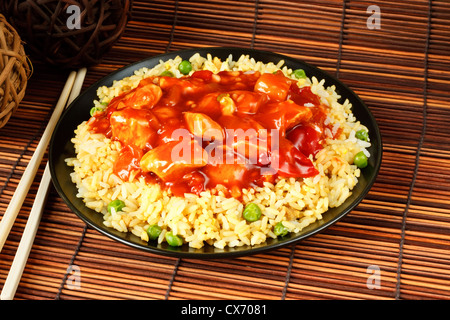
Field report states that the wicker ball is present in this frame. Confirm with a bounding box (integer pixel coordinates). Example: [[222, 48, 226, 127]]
[[1, 0, 132, 68], [0, 14, 31, 129]]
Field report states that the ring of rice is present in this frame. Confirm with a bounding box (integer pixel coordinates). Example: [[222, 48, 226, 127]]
[[65, 53, 371, 249]]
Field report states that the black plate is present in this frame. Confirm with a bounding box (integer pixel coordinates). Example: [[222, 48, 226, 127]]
[[49, 47, 382, 258]]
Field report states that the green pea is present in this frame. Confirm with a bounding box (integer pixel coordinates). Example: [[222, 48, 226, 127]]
[[178, 60, 192, 75], [355, 129, 369, 141], [274, 222, 289, 237], [354, 151, 368, 168], [147, 224, 162, 240], [107, 199, 125, 214], [165, 231, 184, 247], [160, 70, 174, 77], [293, 69, 306, 79], [242, 203, 262, 222], [90, 106, 104, 117]]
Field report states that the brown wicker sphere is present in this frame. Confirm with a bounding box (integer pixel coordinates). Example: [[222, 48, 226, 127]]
[[1, 0, 132, 68], [0, 14, 31, 128]]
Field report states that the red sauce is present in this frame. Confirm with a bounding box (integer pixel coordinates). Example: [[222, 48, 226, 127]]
[[88, 70, 338, 197]]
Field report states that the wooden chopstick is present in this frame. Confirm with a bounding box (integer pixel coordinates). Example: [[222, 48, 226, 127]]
[[0, 68, 87, 300], [0, 70, 77, 252]]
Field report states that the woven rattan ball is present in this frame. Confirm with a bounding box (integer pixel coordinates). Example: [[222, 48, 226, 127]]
[[1, 0, 132, 68], [0, 14, 31, 129]]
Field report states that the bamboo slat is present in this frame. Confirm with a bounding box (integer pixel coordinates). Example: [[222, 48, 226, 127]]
[[0, 0, 449, 300]]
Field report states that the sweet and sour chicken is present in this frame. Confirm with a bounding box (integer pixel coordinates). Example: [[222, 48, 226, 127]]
[[88, 69, 338, 197]]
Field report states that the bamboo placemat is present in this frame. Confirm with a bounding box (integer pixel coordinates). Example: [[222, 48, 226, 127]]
[[1, 0, 449, 300]]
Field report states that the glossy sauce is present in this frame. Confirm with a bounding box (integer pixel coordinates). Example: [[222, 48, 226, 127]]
[[87, 70, 338, 197]]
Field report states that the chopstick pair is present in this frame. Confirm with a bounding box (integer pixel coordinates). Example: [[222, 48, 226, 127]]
[[0, 68, 87, 300]]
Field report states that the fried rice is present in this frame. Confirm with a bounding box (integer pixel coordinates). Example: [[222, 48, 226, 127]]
[[65, 53, 371, 249]]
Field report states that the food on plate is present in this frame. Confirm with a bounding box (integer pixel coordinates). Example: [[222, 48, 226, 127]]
[[66, 53, 371, 249]]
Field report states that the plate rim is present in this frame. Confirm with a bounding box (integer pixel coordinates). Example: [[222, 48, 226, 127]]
[[49, 46, 383, 259]]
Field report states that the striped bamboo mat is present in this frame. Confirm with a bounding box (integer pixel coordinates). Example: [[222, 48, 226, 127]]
[[1, 0, 449, 300]]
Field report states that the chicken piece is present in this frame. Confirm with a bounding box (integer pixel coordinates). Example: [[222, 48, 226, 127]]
[[152, 105, 182, 122], [128, 80, 163, 109], [202, 146, 263, 196], [255, 100, 313, 136], [230, 90, 267, 115], [218, 115, 269, 165], [184, 112, 224, 142], [110, 109, 160, 150], [140, 139, 208, 182], [277, 100, 313, 130], [109, 78, 162, 110], [191, 92, 222, 118], [113, 144, 144, 181], [254, 71, 292, 102], [202, 144, 248, 186]]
